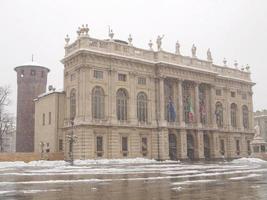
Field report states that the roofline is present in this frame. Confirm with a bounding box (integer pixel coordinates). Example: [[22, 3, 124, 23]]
[[14, 65, 50, 72]]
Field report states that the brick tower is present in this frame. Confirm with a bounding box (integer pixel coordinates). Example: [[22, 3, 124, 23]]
[[15, 61, 49, 152]]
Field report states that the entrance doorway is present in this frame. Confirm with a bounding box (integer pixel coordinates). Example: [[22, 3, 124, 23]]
[[169, 133, 177, 160], [187, 133, 194, 160]]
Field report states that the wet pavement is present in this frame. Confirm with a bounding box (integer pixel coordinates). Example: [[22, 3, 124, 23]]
[[0, 158, 266, 200]]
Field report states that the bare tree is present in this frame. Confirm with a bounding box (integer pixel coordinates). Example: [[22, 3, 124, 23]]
[[0, 86, 14, 152]]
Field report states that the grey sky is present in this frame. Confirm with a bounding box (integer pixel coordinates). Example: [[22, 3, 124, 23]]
[[0, 0, 266, 114]]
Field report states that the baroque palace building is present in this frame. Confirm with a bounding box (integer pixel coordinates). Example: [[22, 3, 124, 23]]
[[34, 25, 255, 160]]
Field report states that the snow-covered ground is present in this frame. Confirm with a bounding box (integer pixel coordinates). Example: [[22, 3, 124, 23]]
[[0, 158, 266, 200]]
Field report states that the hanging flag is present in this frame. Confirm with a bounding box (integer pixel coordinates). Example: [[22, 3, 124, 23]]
[[167, 97, 176, 122], [188, 97, 194, 122]]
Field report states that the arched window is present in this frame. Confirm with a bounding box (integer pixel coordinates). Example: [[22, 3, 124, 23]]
[[70, 89, 76, 119], [117, 89, 128, 121], [231, 103, 237, 128], [215, 102, 223, 128], [92, 86, 105, 119], [137, 92, 148, 122], [242, 105, 249, 129]]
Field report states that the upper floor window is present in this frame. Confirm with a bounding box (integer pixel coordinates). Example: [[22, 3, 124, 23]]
[[242, 105, 249, 129], [118, 73, 127, 81], [49, 112, 51, 125], [138, 77, 146, 85], [92, 86, 105, 119], [230, 103, 237, 128], [242, 93, 247, 100], [231, 92, 236, 98], [216, 89, 222, 96], [116, 89, 128, 121], [137, 92, 148, 123], [93, 70, 103, 79], [70, 89, 76, 119], [42, 113, 45, 126]]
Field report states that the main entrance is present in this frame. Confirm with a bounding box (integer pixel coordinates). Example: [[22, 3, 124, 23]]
[[187, 133, 194, 160], [169, 133, 177, 160], [203, 133, 211, 160]]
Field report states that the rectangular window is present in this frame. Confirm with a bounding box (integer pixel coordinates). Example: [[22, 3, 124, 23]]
[[141, 137, 148, 156], [49, 112, 51, 125], [118, 73, 127, 81], [31, 69, 36, 76], [216, 89, 222, 96], [231, 92, 236, 98], [96, 136, 103, 157], [138, 77, 146, 85], [42, 113, 45, 126], [242, 93, 247, 100], [236, 140, 240, 155], [220, 140, 225, 156], [93, 70, 103, 79], [59, 139, 63, 151], [122, 136, 128, 157], [41, 71, 44, 78]]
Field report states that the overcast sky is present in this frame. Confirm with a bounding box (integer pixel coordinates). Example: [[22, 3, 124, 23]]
[[0, 0, 266, 114]]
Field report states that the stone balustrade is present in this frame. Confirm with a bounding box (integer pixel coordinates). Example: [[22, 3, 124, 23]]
[[65, 36, 251, 82]]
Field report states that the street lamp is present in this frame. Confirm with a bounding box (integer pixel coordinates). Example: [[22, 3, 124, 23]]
[[67, 118, 77, 166], [40, 142, 44, 160]]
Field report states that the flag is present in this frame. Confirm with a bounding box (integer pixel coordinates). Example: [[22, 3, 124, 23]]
[[167, 98, 176, 122], [188, 97, 194, 122]]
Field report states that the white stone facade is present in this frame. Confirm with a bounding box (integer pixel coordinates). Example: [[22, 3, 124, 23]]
[[35, 26, 255, 160]]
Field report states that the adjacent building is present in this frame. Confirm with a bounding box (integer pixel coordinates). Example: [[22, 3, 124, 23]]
[[34, 25, 255, 160], [254, 110, 267, 142]]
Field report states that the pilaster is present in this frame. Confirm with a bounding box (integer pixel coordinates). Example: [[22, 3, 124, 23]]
[[177, 129, 187, 159], [195, 130, 205, 159], [178, 80, 185, 127]]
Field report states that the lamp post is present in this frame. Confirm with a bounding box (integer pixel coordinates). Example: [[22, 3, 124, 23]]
[[40, 142, 44, 160], [67, 118, 77, 166]]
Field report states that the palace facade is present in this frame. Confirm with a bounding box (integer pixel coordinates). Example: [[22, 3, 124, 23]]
[[34, 25, 255, 160]]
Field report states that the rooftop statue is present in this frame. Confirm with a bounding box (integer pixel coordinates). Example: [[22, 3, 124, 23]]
[[192, 44, 197, 57], [156, 35, 164, 51], [207, 48, 212, 61], [175, 41, 180, 55]]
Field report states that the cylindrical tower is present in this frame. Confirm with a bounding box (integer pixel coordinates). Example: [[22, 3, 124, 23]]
[[14, 61, 50, 152]]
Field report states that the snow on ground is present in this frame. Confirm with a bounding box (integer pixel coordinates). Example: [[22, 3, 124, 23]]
[[231, 158, 267, 164]]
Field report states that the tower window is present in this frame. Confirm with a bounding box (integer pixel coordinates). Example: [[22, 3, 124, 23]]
[[20, 70, 24, 78], [41, 71, 44, 78], [42, 113, 45, 126], [31, 69, 36, 76], [49, 112, 51, 125]]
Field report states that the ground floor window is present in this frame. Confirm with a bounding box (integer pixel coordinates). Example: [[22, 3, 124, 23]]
[[96, 136, 103, 157], [236, 140, 240, 155], [122, 136, 128, 157], [261, 145, 266, 152], [59, 139, 63, 151], [220, 139, 225, 156], [141, 137, 148, 157]]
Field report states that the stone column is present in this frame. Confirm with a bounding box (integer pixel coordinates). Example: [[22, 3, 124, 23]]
[[194, 82, 200, 126], [195, 130, 204, 159], [210, 132, 220, 159], [108, 69, 117, 124], [158, 128, 169, 160], [210, 86, 217, 128], [178, 80, 185, 127], [129, 72, 137, 124], [159, 77, 166, 126], [177, 129, 187, 159]]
